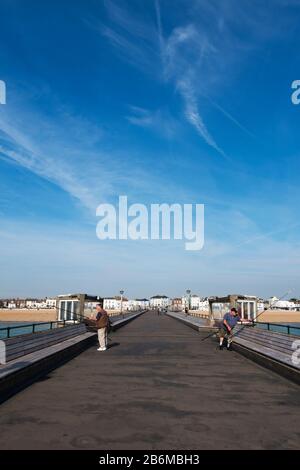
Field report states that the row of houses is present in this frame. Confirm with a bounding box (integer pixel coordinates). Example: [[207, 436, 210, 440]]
[[171, 295, 209, 311], [103, 297, 150, 311], [55, 293, 262, 323], [0, 298, 57, 309], [103, 295, 210, 311], [55, 293, 210, 322], [251, 297, 300, 311], [0, 294, 197, 312], [2, 293, 300, 320]]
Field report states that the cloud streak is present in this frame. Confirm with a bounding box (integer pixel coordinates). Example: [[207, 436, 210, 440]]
[[95, 1, 257, 157], [96, 0, 299, 158], [176, 78, 228, 159]]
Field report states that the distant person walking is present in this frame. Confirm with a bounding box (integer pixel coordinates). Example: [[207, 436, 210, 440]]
[[219, 307, 240, 350], [95, 304, 109, 351]]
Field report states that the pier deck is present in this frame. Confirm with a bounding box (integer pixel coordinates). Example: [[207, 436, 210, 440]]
[[0, 311, 299, 450]]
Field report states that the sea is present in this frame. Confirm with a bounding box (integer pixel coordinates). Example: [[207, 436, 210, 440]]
[[255, 322, 300, 336], [0, 321, 56, 339]]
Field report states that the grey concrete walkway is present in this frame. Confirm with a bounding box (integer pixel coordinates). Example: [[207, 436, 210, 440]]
[[166, 310, 211, 328], [0, 311, 299, 450]]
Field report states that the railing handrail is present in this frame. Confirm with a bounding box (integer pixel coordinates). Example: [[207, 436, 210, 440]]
[[0, 318, 81, 339], [0, 321, 62, 331], [0, 306, 147, 339], [251, 320, 300, 335], [255, 320, 300, 328]]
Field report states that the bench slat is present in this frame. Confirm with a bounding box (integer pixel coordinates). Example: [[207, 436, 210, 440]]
[[2, 324, 87, 363]]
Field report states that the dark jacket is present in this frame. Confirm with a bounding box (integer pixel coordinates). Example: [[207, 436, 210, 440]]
[[96, 310, 109, 329]]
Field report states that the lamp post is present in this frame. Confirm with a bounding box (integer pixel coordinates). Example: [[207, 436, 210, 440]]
[[186, 289, 191, 315], [120, 290, 124, 318]]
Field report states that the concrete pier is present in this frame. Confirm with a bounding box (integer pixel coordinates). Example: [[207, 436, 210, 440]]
[[0, 311, 299, 450]]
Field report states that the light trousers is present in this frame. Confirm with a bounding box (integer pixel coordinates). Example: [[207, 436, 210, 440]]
[[98, 327, 107, 349]]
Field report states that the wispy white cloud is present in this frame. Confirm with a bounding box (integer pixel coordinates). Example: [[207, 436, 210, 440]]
[[176, 78, 228, 159], [0, 92, 198, 215], [126, 105, 179, 139], [0, 100, 130, 213], [99, 23, 158, 72], [95, 0, 300, 157], [202, 94, 256, 140], [154, 0, 166, 73], [94, 1, 253, 157]]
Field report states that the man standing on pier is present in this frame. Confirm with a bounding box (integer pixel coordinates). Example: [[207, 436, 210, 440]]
[[95, 304, 109, 351], [219, 307, 240, 350]]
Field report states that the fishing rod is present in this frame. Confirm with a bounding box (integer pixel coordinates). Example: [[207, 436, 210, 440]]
[[55, 305, 114, 341], [201, 289, 293, 342], [57, 304, 145, 340]]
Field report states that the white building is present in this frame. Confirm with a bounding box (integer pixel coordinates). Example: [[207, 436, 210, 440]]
[[181, 295, 209, 311], [103, 297, 129, 311], [257, 301, 265, 312], [198, 298, 209, 311], [103, 298, 117, 310], [190, 295, 200, 310], [129, 299, 150, 310], [45, 298, 56, 308], [150, 295, 170, 308], [273, 300, 295, 310], [293, 302, 300, 311], [268, 296, 279, 306], [25, 298, 56, 309], [25, 299, 43, 309]]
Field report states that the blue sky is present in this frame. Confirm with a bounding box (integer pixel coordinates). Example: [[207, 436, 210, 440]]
[[0, 0, 300, 299]]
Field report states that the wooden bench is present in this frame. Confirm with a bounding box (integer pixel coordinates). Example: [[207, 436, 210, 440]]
[[1, 324, 87, 364], [234, 325, 300, 371]]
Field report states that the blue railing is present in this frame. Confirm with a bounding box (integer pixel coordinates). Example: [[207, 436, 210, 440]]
[[0, 319, 80, 340], [0, 309, 144, 339], [254, 322, 300, 336]]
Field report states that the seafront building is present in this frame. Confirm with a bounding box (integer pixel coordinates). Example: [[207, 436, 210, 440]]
[[171, 298, 182, 311], [0, 297, 56, 309], [103, 296, 129, 311], [150, 295, 170, 308], [129, 299, 150, 310], [181, 295, 209, 311], [1, 293, 300, 316]]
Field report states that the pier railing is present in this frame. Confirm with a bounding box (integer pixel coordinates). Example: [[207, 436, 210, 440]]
[[254, 321, 300, 336], [0, 307, 146, 339], [0, 318, 79, 340]]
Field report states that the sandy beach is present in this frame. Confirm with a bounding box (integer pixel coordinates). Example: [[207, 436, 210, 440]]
[[256, 309, 300, 323], [1, 308, 299, 325], [187, 309, 300, 324], [0, 309, 57, 323]]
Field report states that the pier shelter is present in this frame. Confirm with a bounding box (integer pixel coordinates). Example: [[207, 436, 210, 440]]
[[209, 294, 257, 326], [56, 294, 103, 322]]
